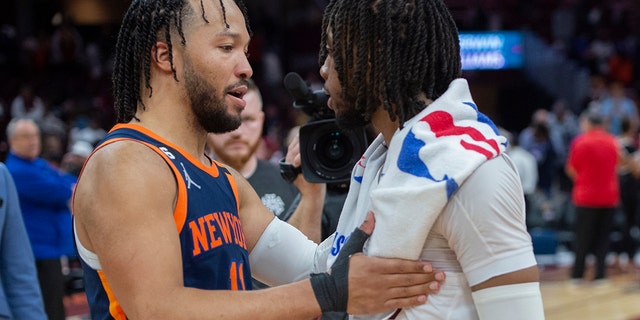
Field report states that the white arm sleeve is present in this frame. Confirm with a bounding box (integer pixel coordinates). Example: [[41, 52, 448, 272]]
[[471, 282, 545, 320], [249, 217, 333, 286]]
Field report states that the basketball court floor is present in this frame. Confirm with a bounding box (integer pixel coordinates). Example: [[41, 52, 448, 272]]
[[539, 249, 640, 320]]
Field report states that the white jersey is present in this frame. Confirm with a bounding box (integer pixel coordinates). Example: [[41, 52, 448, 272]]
[[323, 152, 536, 319]]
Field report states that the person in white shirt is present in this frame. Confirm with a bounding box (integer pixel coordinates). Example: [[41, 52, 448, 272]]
[[269, 0, 545, 318]]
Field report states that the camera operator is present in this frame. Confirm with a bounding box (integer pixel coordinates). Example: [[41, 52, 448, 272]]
[[281, 74, 380, 320], [281, 72, 370, 244], [282, 72, 368, 185], [280, 127, 350, 241]]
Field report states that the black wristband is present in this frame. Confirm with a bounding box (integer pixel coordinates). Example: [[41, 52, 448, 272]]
[[310, 272, 344, 313], [310, 228, 370, 314], [279, 158, 302, 183]]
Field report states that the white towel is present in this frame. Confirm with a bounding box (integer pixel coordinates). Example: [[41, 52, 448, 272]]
[[336, 79, 507, 261]]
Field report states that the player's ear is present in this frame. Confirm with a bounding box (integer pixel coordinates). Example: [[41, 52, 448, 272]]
[[151, 41, 174, 74]]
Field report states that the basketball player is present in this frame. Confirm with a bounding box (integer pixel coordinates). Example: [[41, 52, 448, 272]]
[[71, 0, 443, 319]]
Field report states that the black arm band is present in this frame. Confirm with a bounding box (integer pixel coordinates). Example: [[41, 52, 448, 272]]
[[310, 228, 370, 313], [310, 272, 346, 313], [279, 158, 302, 183]]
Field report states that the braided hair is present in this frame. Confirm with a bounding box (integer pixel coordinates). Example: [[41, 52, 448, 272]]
[[112, 0, 251, 123], [319, 0, 461, 127]]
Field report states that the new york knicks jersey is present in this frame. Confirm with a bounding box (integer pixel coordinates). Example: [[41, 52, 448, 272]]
[[77, 124, 252, 319]]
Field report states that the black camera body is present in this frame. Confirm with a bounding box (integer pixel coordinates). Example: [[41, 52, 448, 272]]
[[284, 72, 368, 183]]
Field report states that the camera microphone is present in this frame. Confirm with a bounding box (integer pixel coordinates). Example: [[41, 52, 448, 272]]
[[283, 72, 329, 119], [283, 71, 368, 184], [283, 72, 314, 105]]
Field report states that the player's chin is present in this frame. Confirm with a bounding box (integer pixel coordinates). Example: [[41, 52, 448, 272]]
[[224, 143, 248, 153]]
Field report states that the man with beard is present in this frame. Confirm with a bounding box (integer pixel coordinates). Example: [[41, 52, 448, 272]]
[[282, 0, 544, 318], [71, 0, 443, 319]]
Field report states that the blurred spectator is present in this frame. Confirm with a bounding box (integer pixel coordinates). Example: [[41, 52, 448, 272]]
[[4, 117, 77, 320], [594, 81, 639, 135], [565, 110, 621, 283], [583, 74, 609, 112], [520, 111, 558, 221], [502, 128, 539, 229], [60, 140, 93, 177], [519, 109, 550, 152], [10, 83, 45, 121], [68, 115, 107, 148], [547, 99, 580, 166], [50, 13, 84, 68], [40, 133, 65, 168], [38, 99, 67, 139], [583, 28, 615, 76], [0, 162, 47, 319], [611, 117, 640, 270], [520, 107, 580, 222], [547, 99, 580, 229]]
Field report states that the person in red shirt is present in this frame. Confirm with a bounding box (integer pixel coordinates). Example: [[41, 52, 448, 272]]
[[565, 110, 624, 283]]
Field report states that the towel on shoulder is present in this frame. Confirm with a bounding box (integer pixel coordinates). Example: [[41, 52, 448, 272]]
[[353, 78, 507, 260]]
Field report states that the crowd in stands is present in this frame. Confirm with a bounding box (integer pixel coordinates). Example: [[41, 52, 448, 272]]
[[0, 1, 639, 160]]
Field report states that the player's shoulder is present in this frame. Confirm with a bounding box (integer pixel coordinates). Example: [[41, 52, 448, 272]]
[[81, 139, 174, 183], [456, 154, 520, 200], [473, 154, 517, 180], [443, 154, 524, 227]]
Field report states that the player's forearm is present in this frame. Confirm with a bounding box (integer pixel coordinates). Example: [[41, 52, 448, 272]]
[[122, 221, 442, 319], [287, 184, 326, 243], [123, 280, 322, 320]]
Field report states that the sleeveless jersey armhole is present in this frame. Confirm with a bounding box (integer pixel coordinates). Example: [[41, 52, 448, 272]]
[[73, 137, 189, 241]]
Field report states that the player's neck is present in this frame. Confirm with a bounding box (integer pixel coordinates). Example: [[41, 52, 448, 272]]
[[371, 108, 399, 146]]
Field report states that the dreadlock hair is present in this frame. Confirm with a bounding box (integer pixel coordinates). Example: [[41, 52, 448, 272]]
[[319, 0, 461, 127], [112, 0, 251, 123]]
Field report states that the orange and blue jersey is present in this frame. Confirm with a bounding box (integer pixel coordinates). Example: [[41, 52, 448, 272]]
[[77, 124, 252, 319]]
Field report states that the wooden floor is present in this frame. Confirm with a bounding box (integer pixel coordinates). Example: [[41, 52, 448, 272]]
[[539, 253, 640, 320]]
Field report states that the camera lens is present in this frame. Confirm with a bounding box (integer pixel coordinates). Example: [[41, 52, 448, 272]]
[[316, 131, 352, 170], [299, 119, 368, 183]]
